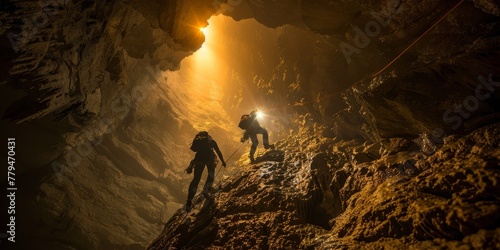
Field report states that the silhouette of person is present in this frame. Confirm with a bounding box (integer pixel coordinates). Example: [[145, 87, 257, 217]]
[[185, 131, 225, 212], [240, 110, 272, 163]]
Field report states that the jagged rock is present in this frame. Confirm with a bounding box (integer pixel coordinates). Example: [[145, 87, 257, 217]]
[[150, 123, 500, 249], [380, 137, 420, 156]]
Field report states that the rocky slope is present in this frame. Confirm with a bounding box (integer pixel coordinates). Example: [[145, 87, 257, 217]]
[[149, 121, 499, 249]]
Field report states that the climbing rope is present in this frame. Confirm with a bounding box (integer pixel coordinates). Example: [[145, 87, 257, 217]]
[[258, 0, 466, 114], [214, 140, 246, 179], [371, 0, 465, 77]]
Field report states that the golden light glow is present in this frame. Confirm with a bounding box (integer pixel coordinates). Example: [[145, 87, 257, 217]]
[[160, 16, 279, 166], [191, 22, 217, 81], [164, 16, 275, 135], [163, 17, 228, 132]]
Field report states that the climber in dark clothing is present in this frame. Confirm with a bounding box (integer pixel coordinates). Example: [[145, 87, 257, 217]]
[[239, 110, 272, 163], [185, 131, 226, 212]]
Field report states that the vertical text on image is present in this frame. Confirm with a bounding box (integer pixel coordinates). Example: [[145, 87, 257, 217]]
[[6, 138, 17, 243]]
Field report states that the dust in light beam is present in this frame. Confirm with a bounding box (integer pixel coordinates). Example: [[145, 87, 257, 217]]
[[162, 16, 231, 132]]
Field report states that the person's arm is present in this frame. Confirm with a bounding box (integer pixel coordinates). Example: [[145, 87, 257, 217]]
[[212, 140, 226, 167], [241, 131, 250, 142]]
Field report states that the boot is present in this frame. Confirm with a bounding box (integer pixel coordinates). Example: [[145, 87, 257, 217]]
[[202, 190, 213, 200]]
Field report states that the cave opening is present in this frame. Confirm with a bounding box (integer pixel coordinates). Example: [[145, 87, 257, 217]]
[[160, 14, 299, 162]]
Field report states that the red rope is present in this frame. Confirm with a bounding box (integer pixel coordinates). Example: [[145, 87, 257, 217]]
[[371, 0, 465, 77], [259, 1, 465, 112]]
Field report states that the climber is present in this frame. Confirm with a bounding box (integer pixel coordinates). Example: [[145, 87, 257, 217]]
[[184, 131, 226, 212], [238, 110, 273, 163]]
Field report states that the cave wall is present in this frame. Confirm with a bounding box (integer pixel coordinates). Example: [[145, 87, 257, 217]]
[[1, 0, 221, 249]]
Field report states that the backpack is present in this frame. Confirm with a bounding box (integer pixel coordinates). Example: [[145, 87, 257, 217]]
[[190, 131, 212, 152], [238, 114, 253, 129]]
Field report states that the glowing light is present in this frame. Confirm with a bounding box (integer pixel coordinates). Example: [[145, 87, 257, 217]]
[[256, 111, 264, 119], [192, 23, 215, 78]]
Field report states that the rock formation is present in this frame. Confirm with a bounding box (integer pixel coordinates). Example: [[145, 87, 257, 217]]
[[149, 121, 500, 249]]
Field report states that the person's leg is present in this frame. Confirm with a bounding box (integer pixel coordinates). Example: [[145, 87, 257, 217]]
[[249, 133, 258, 162], [202, 160, 216, 197], [187, 162, 204, 202], [259, 127, 270, 148]]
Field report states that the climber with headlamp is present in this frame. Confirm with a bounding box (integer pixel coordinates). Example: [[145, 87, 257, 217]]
[[238, 110, 272, 163]]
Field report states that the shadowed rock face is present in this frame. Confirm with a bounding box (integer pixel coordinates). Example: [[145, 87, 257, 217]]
[[1, 1, 213, 249], [1, 0, 499, 249], [149, 122, 500, 249]]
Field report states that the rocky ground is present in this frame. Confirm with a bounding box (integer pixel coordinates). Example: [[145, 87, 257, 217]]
[[149, 120, 500, 249]]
